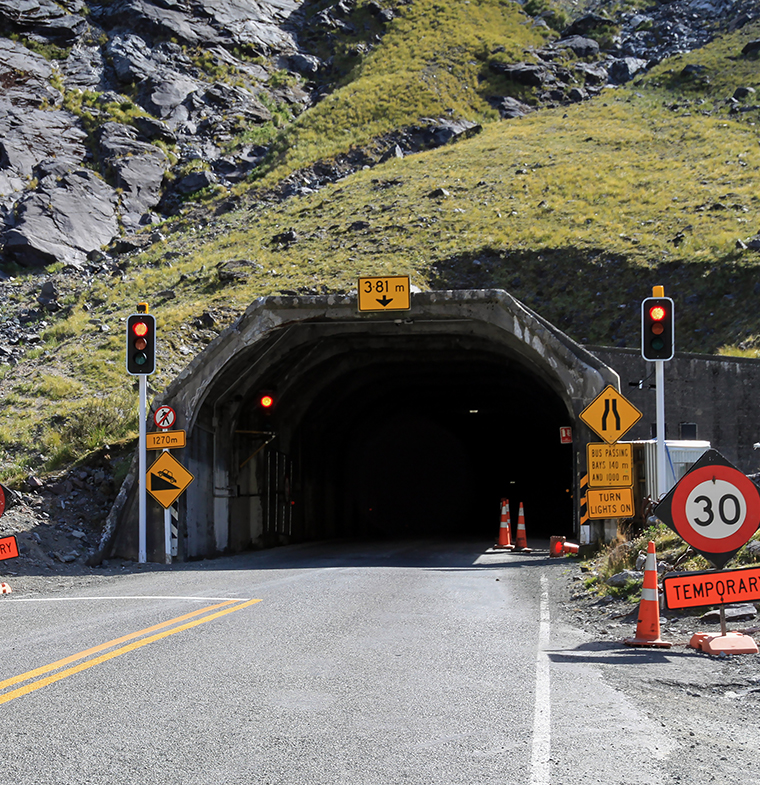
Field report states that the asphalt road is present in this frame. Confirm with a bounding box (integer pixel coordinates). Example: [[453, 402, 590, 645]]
[[0, 539, 698, 784]]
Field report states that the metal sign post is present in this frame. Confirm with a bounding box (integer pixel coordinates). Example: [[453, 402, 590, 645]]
[[655, 359, 666, 499], [138, 374, 147, 563], [126, 302, 154, 564]]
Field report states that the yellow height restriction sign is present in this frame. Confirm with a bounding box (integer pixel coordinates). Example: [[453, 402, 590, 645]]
[[579, 385, 642, 445], [358, 276, 411, 312], [587, 443, 633, 488], [147, 452, 194, 509]]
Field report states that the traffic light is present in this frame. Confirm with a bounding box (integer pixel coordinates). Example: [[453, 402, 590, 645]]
[[641, 297, 674, 361], [258, 391, 276, 412], [126, 313, 156, 375]]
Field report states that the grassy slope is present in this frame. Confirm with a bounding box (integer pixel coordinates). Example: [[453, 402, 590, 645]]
[[2, 1, 760, 482]]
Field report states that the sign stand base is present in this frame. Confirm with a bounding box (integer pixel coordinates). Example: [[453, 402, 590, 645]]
[[689, 631, 759, 655]]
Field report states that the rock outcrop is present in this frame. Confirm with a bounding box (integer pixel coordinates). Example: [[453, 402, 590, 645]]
[[0, 0, 758, 268]]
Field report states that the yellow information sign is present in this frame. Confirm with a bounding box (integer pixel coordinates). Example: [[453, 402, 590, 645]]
[[146, 430, 186, 450], [147, 452, 194, 509], [579, 385, 642, 445], [586, 487, 635, 519], [587, 443, 633, 488], [358, 276, 411, 312]]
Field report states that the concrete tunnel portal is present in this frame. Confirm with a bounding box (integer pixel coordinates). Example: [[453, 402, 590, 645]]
[[107, 290, 619, 562]]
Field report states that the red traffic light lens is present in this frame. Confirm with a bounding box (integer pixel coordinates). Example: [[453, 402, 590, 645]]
[[260, 394, 274, 409], [132, 321, 149, 337], [649, 305, 667, 322]]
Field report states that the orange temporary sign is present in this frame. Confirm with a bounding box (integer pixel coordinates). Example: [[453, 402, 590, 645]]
[[662, 566, 760, 610], [0, 535, 19, 561]]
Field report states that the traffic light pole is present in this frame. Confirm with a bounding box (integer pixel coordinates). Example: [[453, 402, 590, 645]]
[[655, 360, 667, 499], [138, 374, 147, 563]]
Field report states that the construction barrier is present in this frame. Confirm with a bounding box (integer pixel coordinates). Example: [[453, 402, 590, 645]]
[[623, 541, 672, 648]]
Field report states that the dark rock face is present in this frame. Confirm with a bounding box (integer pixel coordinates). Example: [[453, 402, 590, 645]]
[[0, 0, 320, 268], [5, 170, 119, 267], [0, 0, 758, 268], [487, 0, 760, 108]]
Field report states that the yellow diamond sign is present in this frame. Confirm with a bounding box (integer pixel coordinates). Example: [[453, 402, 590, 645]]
[[580, 385, 642, 445], [147, 452, 194, 509]]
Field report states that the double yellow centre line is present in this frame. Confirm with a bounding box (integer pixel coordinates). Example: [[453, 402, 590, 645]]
[[0, 597, 261, 705]]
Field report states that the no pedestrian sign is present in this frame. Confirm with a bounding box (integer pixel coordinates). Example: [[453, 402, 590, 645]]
[[654, 449, 760, 569]]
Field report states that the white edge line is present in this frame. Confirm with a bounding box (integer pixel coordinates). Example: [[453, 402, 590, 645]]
[[3, 596, 251, 602], [530, 572, 551, 785]]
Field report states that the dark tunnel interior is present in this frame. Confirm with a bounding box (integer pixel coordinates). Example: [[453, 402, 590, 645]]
[[274, 350, 576, 543]]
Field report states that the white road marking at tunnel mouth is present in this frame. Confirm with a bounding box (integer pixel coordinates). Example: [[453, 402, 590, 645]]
[[530, 572, 551, 785]]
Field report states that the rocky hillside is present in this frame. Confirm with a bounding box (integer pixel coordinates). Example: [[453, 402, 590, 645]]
[[1, 0, 758, 269], [2, 0, 760, 489]]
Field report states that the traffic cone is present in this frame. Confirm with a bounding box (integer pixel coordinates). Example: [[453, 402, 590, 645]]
[[0, 582, 11, 594], [550, 536, 565, 557], [514, 502, 532, 553], [494, 498, 514, 550], [550, 536, 580, 557], [623, 541, 672, 648]]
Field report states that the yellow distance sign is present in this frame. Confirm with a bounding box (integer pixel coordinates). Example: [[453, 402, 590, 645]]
[[587, 443, 633, 488], [146, 430, 186, 450], [579, 385, 642, 445], [586, 487, 635, 520], [358, 276, 411, 312], [147, 452, 194, 509]]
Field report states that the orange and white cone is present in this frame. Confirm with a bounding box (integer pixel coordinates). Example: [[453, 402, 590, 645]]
[[514, 502, 532, 553], [494, 498, 514, 550], [550, 536, 566, 557], [550, 536, 580, 556], [0, 582, 11, 594], [624, 541, 671, 648]]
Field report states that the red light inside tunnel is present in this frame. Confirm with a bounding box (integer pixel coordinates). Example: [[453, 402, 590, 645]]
[[260, 394, 274, 409]]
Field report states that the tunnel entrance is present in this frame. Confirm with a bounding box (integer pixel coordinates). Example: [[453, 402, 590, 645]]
[[287, 351, 574, 542], [107, 290, 619, 562]]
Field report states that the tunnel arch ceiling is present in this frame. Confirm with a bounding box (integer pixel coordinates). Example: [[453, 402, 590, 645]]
[[109, 290, 620, 561]]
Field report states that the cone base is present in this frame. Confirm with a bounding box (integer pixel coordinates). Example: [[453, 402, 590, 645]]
[[623, 636, 672, 648], [689, 632, 759, 655], [493, 544, 515, 551]]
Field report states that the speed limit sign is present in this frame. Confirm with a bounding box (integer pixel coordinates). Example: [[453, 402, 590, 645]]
[[654, 449, 760, 568]]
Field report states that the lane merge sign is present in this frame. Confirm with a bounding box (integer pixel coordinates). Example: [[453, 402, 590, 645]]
[[358, 276, 411, 312], [147, 452, 194, 509], [654, 448, 760, 569], [662, 566, 760, 609], [579, 386, 642, 445]]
